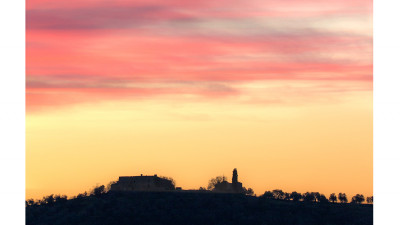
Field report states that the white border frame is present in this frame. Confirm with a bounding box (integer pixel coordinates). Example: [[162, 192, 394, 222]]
[[0, 1, 25, 224]]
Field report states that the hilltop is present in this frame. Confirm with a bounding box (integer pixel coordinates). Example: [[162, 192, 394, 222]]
[[26, 191, 372, 225]]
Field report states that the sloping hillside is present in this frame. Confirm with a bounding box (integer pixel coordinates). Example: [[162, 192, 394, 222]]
[[26, 191, 372, 225]]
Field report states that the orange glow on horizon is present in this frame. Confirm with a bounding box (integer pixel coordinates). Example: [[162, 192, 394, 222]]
[[26, 85, 372, 199]]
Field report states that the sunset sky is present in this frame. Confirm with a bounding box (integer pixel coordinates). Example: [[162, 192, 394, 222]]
[[26, 0, 372, 199]]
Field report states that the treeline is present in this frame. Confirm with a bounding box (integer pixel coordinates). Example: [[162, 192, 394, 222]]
[[26, 184, 109, 207], [205, 175, 372, 205], [26, 190, 373, 225], [260, 189, 373, 204], [26, 185, 373, 208]]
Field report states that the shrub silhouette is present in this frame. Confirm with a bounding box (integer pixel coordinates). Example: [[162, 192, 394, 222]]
[[244, 187, 255, 196], [366, 196, 373, 204]]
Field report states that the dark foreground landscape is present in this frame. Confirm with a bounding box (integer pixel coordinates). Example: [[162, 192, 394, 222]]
[[26, 191, 372, 225]]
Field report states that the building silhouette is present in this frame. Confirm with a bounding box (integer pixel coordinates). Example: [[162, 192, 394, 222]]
[[110, 168, 244, 193], [110, 174, 175, 192], [213, 168, 244, 193]]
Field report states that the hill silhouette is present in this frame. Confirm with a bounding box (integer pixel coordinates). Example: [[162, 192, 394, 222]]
[[26, 191, 372, 225]]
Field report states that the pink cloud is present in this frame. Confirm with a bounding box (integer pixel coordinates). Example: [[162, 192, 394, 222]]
[[27, 30, 372, 80], [26, 0, 372, 111]]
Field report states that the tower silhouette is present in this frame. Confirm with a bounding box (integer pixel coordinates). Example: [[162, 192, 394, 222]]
[[232, 168, 238, 184]]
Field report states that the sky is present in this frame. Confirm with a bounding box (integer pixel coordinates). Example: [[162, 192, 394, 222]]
[[26, 0, 372, 199]]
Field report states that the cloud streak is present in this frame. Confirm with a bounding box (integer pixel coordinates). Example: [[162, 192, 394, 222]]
[[26, 0, 372, 111]]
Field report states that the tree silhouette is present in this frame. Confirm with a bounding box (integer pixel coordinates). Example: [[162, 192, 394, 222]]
[[303, 192, 316, 202], [272, 189, 285, 200], [91, 185, 106, 197], [329, 193, 337, 203], [54, 195, 68, 204], [207, 176, 226, 190], [29, 199, 36, 206], [366, 196, 373, 204], [317, 194, 329, 203], [25, 199, 35, 207], [76, 191, 88, 199], [338, 193, 348, 203], [160, 176, 176, 187], [290, 191, 302, 202], [351, 194, 365, 204], [284, 192, 291, 201], [262, 191, 274, 199], [42, 194, 55, 206], [313, 192, 321, 202], [106, 181, 117, 192], [244, 187, 255, 196]]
